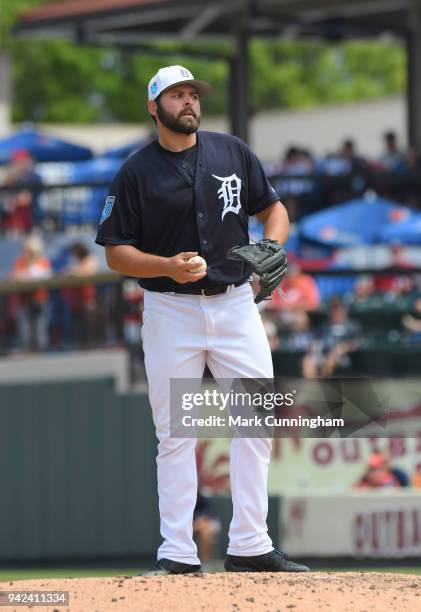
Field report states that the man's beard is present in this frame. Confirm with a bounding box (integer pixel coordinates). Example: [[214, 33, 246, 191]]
[[156, 102, 200, 134]]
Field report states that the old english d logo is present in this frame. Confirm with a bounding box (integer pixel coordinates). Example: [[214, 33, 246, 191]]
[[212, 173, 242, 220]]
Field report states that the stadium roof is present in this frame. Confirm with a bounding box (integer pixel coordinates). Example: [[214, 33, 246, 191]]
[[14, 0, 421, 146], [16, 0, 411, 41]]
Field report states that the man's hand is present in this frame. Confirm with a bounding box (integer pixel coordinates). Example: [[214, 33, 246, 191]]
[[165, 251, 207, 284], [105, 245, 208, 281]]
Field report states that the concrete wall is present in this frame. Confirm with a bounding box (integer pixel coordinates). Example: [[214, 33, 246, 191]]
[[0, 349, 130, 392], [0, 379, 160, 562], [1, 96, 406, 162], [0, 378, 281, 563], [0, 53, 11, 134]]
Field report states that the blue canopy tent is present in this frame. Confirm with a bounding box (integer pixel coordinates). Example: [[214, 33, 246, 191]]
[[299, 193, 416, 247], [0, 129, 93, 163]]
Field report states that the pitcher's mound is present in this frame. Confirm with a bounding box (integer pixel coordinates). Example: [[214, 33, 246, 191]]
[[3, 572, 420, 611]]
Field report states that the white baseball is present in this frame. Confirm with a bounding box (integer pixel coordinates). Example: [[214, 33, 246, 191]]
[[187, 255, 207, 274]]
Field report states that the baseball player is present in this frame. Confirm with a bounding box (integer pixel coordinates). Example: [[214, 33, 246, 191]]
[[96, 65, 309, 574]]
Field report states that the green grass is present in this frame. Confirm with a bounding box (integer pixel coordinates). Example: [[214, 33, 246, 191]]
[[0, 568, 140, 582], [1, 565, 421, 582]]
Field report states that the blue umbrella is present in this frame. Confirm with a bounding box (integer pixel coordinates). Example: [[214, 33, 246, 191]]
[[300, 193, 415, 247], [248, 219, 301, 256], [68, 157, 123, 226], [379, 210, 421, 244], [34, 156, 122, 228], [103, 137, 149, 159], [0, 128, 93, 163], [69, 156, 123, 183], [59, 157, 123, 226]]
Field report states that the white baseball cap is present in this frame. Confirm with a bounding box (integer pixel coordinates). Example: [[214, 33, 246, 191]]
[[148, 65, 212, 101]]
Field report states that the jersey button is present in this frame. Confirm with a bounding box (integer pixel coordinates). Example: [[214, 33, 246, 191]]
[[182, 163, 186, 168], [198, 213, 204, 218], [203, 239, 208, 245]]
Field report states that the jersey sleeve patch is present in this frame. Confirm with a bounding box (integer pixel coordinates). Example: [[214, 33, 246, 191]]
[[100, 196, 115, 224]]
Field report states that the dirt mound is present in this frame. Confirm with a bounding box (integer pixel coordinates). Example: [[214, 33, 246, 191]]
[[1, 572, 420, 611]]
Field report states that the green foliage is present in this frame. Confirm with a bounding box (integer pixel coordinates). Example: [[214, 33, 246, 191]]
[[250, 40, 406, 110], [1, 0, 407, 123], [0, 0, 41, 47]]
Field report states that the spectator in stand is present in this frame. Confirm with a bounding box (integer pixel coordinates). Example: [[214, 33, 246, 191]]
[[281, 146, 314, 174], [379, 130, 406, 171], [275, 146, 317, 221], [257, 267, 320, 373], [412, 463, 421, 488], [352, 275, 375, 305], [401, 147, 421, 208], [338, 138, 367, 173], [282, 309, 314, 353], [123, 280, 147, 380], [193, 489, 221, 568], [303, 297, 361, 378], [1, 149, 40, 235], [261, 265, 320, 355], [372, 243, 413, 297], [404, 146, 421, 171], [402, 297, 421, 343], [67, 242, 99, 276], [266, 263, 320, 314], [321, 138, 367, 203], [389, 242, 413, 269], [354, 452, 402, 488], [63, 242, 99, 349], [122, 280, 144, 345], [9, 235, 52, 351]]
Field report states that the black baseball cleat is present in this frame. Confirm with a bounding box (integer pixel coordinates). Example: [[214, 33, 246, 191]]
[[224, 549, 310, 573], [140, 558, 202, 577]]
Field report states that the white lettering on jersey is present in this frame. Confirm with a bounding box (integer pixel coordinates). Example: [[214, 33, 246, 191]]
[[212, 173, 242, 220]]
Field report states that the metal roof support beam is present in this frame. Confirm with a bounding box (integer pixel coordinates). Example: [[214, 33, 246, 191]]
[[85, 37, 230, 61], [82, 5, 200, 35], [229, 11, 250, 142], [179, 5, 225, 41], [407, 0, 421, 150], [261, 0, 406, 19], [287, 0, 407, 21]]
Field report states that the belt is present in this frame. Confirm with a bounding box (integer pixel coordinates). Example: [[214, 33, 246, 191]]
[[171, 279, 246, 296]]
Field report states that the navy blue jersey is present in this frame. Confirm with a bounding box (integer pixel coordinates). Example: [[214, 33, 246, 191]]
[[95, 131, 279, 291]]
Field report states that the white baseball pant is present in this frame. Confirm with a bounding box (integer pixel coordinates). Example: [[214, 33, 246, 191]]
[[141, 282, 274, 565]]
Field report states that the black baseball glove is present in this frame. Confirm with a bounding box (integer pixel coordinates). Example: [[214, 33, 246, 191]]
[[226, 239, 288, 304]]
